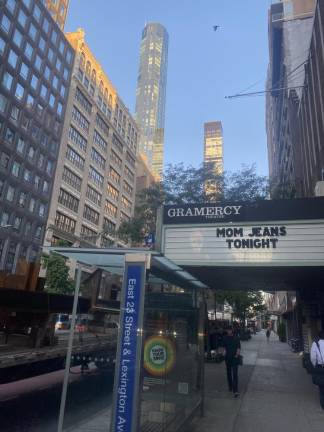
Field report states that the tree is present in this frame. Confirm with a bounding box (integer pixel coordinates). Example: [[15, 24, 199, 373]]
[[42, 240, 75, 295], [116, 163, 268, 246], [223, 291, 266, 325]]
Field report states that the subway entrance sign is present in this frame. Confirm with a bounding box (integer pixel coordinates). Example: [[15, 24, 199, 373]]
[[159, 197, 324, 291]]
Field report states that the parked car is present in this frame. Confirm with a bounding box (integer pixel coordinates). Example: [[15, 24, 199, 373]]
[[54, 314, 70, 331]]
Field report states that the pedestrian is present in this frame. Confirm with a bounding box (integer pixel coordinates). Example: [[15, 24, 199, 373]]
[[266, 328, 271, 342], [222, 327, 241, 398], [310, 330, 324, 410]]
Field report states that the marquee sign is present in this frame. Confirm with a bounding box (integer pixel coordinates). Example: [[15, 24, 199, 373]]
[[163, 197, 324, 225], [161, 198, 324, 267]]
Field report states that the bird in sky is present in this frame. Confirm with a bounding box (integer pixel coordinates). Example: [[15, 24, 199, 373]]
[[213, 25, 220, 31]]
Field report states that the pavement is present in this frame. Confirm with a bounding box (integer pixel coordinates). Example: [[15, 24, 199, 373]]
[[65, 331, 324, 432]]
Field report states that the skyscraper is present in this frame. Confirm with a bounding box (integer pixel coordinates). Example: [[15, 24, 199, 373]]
[[45, 0, 69, 30], [203, 122, 224, 197], [135, 22, 168, 178]]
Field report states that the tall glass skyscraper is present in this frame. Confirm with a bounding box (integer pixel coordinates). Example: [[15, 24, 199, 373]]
[[135, 23, 168, 178], [204, 121, 224, 197]]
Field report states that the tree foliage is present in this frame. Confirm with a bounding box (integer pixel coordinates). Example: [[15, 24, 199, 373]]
[[43, 240, 75, 295], [223, 290, 266, 323], [117, 163, 269, 246]]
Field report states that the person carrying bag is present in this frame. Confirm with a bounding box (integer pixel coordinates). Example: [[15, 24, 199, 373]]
[[310, 330, 324, 409]]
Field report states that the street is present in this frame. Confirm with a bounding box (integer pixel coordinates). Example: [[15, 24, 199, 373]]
[[0, 365, 114, 432]]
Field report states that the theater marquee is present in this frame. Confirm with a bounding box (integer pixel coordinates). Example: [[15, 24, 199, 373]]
[[160, 198, 324, 267]]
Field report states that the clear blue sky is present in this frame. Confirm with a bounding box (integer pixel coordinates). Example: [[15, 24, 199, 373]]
[[66, 0, 270, 176]]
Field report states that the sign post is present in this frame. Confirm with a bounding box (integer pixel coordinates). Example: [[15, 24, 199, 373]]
[[110, 254, 148, 432]]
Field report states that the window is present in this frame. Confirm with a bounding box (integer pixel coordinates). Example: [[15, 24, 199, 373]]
[[11, 161, 20, 177], [17, 137, 25, 154], [96, 114, 109, 136], [48, 48, 54, 63], [31, 74, 38, 90], [83, 205, 99, 225], [37, 153, 44, 169], [13, 29, 23, 48], [72, 106, 89, 132], [62, 166, 82, 191], [49, 94, 55, 108], [0, 211, 10, 226], [18, 9, 27, 28], [10, 105, 20, 121], [23, 168, 32, 182], [33, 4, 41, 22], [5, 241, 17, 270], [58, 188, 79, 212], [42, 18, 49, 33], [66, 146, 85, 170], [107, 183, 119, 201], [44, 66, 50, 80], [123, 181, 133, 196], [1, 15, 11, 34], [63, 67, 69, 81], [93, 130, 107, 152], [15, 83, 25, 100], [34, 175, 40, 190], [68, 126, 87, 152], [120, 211, 130, 223], [104, 200, 117, 218], [126, 152, 136, 167], [0, 179, 4, 197], [25, 42, 33, 60], [40, 84, 48, 100], [75, 87, 92, 114], [88, 166, 104, 188], [2, 71, 13, 91], [57, 102, 62, 116], [66, 50, 72, 64], [18, 192, 27, 208], [8, 49, 18, 68], [0, 94, 7, 113], [22, 0, 31, 9], [122, 195, 132, 212], [91, 147, 106, 170], [42, 180, 49, 193], [46, 160, 53, 175], [112, 134, 123, 153], [109, 166, 121, 184], [56, 57, 62, 72], [0, 152, 10, 169], [111, 150, 122, 168], [26, 94, 34, 109], [28, 23, 37, 41], [35, 226, 42, 239], [60, 85, 66, 98], [27, 146, 35, 159], [35, 55, 41, 71], [4, 126, 14, 144], [81, 225, 97, 243], [6, 0, 17, 14], [20, 63, 29, 80], [86, 185, 102, 206], [36, 103, 44, 118], [124, 165, 134, 182], [6, 185, 15, 202], [0, 37, 6, 56], [51, 30, 58, 45], [53, 75, 59, 90], [31, 123, 39, 140], [59, 40, 65, 55], [24, 221, 32, 235], [39, 36, 45, 52], [29, 197, 36, 212], [103, 217, 116, 233], [13, 216, 22, 231]]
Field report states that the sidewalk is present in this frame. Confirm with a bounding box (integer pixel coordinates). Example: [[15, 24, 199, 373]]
[[65, 332, 324, 432], [188, 331, 324, 432]]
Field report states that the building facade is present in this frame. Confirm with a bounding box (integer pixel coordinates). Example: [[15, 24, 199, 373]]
[[135, 22, 168, 179], [266, 0, 315, 196], [44, 0, 69, 31], [298, 0, 324, 196], [0, 0, 74, 275], [44, 29, 139, 249], [203, 121, 224, 197]]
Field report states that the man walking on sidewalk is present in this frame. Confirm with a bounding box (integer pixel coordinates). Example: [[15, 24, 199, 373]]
[[310, 330, 324, 409], [222, 327, 241, 398]]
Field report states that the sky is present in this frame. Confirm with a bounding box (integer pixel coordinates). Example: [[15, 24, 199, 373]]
[[65, 0, 270, 176]]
